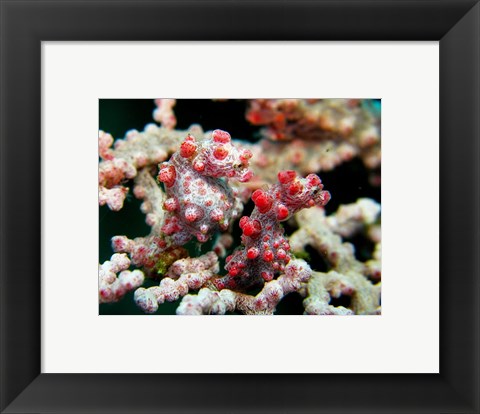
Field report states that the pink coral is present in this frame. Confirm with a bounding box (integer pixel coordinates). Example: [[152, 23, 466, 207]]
[[153, 99, 177, 129], [99, 99, 381, 316], [158, 129, 253, 245], [111, 235, 187, 276], [178, 258, 312, 315], [99, 253, 145, 303], [98, 130, 138, 211], [213, 170, 331, 291], [111, 129, 253, 275], [245, 99, 381, 171], [134, 252, 219, 313]]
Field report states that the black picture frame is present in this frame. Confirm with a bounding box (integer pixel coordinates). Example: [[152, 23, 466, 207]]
[[1, 0, 479, 413]]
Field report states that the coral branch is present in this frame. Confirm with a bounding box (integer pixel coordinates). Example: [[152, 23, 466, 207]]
[[243, 99, 381, 181], [133, 168, 167, 235], [99, 124, 200, 211], [110, 128, 253, 274], [304, 271, 360, 315], [99, 253, 145, 303], [134, 252, 219, 313], [214, 170, 330, 291], [153, 99, 177, 129], [290, 203, 381, 314], [112, 235, 187, 276], [326, 198, 381, 238], [158, 129, 252, 245], [176, 288, 237, 315], [178, 259, 312, 315]]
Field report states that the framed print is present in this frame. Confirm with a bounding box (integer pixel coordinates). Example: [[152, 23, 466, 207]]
[[43, 43, 436, 376], [1, 1, 479, 413]]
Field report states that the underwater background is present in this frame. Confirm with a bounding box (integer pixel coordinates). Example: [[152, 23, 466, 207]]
[[99, 99, 381, 315]]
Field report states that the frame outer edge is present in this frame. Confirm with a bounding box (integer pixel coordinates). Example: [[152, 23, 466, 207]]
[[440, 2, 480, 412], [0, 0, 479, 413], [0, 0, 42, 411]]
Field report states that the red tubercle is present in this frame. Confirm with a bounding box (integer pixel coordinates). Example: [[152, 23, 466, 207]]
[[228, 265, 241, 277], [213, 146, 229, 160], [180, 139, 197, 158], [213, 279, 226, 290], [184, 205, 203, 222], [242, 219, 262, 238], [193, 161, 205, 172], [240, 149, 253, 163], [239, 170, 253, 183], [306, 174, 322, 187], [210, 208, 224, 222], [276, 204, 289, 221], [247, 247, 259, 259], [158, 164, 176, 187], [261, 271, 274, 282], [272, 262, 280, 271], [212, 129, 231, 143], [196, 233, 209, 243], [252, 189, 273, 213], [263, 250, 274, 262], [164, 197, 178, 212], [239, 216, 249, 229], [288, 181, 303, 195], [161, 218, 182, 235], [322, 191, 331, 205]]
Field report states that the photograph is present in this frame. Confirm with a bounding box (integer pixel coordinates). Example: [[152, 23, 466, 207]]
[[99, 99, 381, 315]]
